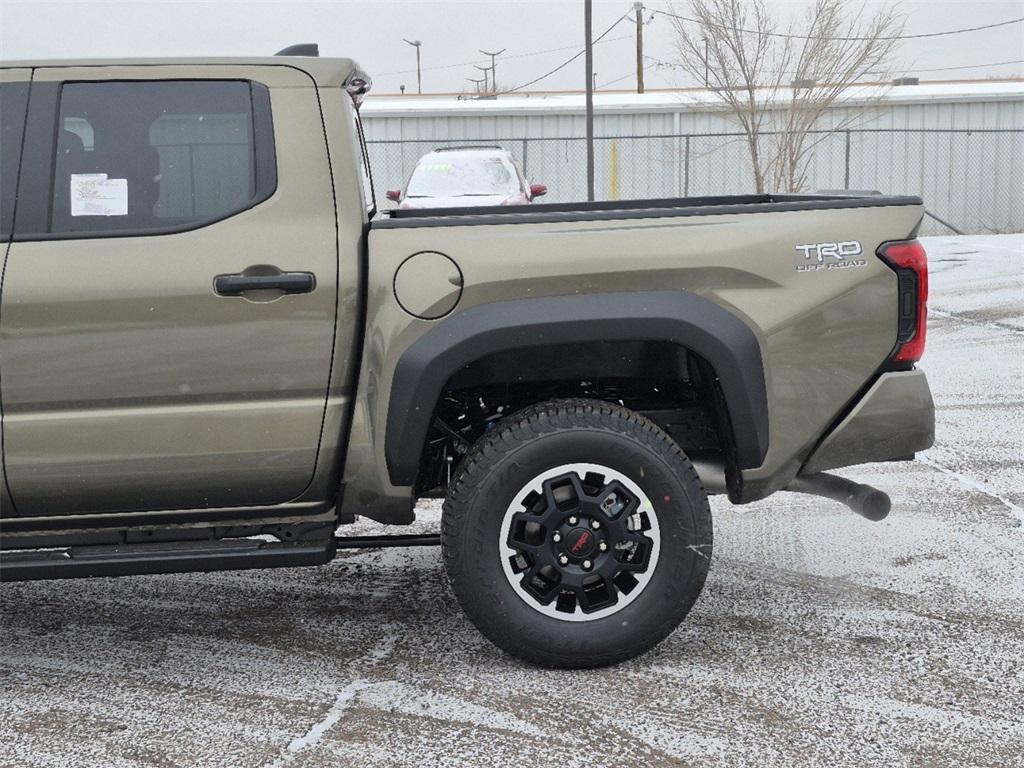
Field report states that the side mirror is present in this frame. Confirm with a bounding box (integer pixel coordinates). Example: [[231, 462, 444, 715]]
[[530, 183, 547, 199], [385, 189, 402, 202]]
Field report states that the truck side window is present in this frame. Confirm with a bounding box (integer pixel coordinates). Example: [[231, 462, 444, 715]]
[[1, 82, 30, 242], [49, 80, 275, 236]]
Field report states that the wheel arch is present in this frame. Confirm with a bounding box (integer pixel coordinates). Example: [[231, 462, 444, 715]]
[[385, 290, 769, 487]]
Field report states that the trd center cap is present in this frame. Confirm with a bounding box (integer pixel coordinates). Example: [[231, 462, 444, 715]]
[[565, 527, 596, 558]]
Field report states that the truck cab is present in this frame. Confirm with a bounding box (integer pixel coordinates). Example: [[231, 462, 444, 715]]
[[0, 57, 371, 522]]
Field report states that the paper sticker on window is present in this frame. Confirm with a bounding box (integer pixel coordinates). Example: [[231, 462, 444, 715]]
[[70, 173, 128, 216]]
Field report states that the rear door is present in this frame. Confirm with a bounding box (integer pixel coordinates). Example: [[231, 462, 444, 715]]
[[0, 65, 339, 516], [0, 68, 32, 517]]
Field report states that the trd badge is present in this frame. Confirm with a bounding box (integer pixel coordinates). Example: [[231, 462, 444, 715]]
[[795, 240, 866, 272]]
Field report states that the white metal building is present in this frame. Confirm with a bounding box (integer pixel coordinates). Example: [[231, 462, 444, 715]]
[[361, 82, 1024, 234]]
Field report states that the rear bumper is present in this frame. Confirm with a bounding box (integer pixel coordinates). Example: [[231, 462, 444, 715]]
[[802, 370, 935, 475]]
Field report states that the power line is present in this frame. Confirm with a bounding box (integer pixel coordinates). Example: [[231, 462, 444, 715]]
[[599, 60, 659, 89], [377, 9, 1023, 91], [598, 71, 633, 88], [643, 53, 1024, 77], [376, 34, 631, 78], [652, 9, 1024, 42], [502, 12, 631, 94], [501, 36, 631, 62], [905, 58, 1024, 74]]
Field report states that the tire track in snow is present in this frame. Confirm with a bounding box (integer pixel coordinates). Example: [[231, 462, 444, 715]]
[[918, 455, 1024, 526], [929, 307, 1024, 337], [265, 635, 396, 767]]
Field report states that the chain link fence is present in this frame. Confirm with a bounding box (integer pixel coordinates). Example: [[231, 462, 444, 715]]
[[366, 129, 1023, 235]]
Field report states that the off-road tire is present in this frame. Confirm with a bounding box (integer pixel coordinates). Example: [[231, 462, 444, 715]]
[[442, 398, 712, 668]]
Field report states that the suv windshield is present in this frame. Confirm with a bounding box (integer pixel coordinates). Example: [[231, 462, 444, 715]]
[[406, 154, 519, 198]]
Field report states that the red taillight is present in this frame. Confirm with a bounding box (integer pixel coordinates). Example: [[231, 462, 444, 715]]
[[878, 240, 928, 365]]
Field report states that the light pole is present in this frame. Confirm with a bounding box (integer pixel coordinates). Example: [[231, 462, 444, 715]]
[[403, 38, 422, 94], [634, 2, 645, 94], [584, 0, 594, 201]]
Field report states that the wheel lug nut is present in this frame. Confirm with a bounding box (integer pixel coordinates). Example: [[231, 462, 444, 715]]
[[591, 520, 600, 529], [568, 516, 578, 525], [582, 559, 592, 570], [552, 532, 561, 542], [559, 555, 569, 566], [599, 542, 608, 551]]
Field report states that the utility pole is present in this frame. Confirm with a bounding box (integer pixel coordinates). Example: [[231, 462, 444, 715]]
[[584, 0, 595, 201], [467, 76, 486, 96], [480, 48, 506, 92], [403, 39, 422, 94], [473, 64, 490, 93], [634, 2, 645, 94]]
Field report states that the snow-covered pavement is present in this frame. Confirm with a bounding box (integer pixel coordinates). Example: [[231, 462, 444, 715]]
[[1, 235, 1021, 768]]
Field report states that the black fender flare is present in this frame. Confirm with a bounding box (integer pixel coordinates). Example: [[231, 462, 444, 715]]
[[385, 290, 769, 486]]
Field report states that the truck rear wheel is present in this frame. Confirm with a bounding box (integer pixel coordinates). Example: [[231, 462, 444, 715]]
[[441, 399, 712, 668]]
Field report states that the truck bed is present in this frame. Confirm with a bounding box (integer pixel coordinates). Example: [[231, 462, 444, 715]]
[[360, 189, 926, 509], [375, 193, 923, 228]]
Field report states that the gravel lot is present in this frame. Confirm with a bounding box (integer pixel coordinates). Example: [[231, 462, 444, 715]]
[[2, 234, 1022, 768]]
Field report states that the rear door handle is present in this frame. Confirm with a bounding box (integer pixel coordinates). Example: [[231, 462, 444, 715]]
[[214, 272, 316, 296]]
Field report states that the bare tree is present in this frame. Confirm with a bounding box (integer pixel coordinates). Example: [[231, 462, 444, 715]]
[[670, 0, 904, 192]]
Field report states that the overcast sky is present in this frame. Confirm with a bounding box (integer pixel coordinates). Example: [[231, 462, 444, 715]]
[[1, 0, 1022, 94]]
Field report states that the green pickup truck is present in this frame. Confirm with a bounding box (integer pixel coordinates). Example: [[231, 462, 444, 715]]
[[0, 54, 933, 667]]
